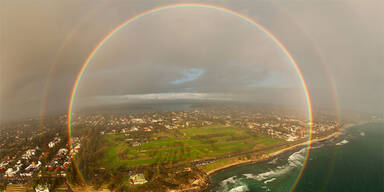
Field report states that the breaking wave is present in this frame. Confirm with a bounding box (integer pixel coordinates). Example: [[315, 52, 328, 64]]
[[218, 176, 249, 192], [336, 139, 349, 146], [268, 158, 278, 164], [288, 148, 306, 167], [221, 176, 237, 186], [243, 148, 306, 183], [264, 178, 276, 184], [228, 185, 249, 192], [311, 143, 325, 149]]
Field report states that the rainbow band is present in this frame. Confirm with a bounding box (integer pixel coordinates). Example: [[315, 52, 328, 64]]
[[67, 3, 313, 191]]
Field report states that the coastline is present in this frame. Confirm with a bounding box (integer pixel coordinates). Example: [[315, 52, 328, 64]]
[[205, 130, 342, 176]]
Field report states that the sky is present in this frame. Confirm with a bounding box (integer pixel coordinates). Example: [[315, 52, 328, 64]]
[[0, 0, 383, 121]]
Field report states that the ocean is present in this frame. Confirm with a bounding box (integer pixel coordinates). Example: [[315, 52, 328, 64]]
[[208, 122, 384, 192]]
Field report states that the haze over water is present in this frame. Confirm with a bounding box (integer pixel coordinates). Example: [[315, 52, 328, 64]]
[[209, 122, 384, 192]]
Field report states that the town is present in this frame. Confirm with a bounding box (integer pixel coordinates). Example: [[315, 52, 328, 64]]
[[0, 104, 345, 191]]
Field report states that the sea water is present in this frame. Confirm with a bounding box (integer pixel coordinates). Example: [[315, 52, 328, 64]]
[[208, 122, 384, 192]]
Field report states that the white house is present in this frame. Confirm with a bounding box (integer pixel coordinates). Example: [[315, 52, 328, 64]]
[[129, 174, 147, 185], [35, 184, 49, 192]]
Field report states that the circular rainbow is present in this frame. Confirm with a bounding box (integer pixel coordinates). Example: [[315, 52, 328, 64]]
[[67, 3, 314, 191]]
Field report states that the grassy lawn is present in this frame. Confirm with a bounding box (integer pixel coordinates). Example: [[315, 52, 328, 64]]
[[199, 157, 235, 173], [101, 125, 284, 169]]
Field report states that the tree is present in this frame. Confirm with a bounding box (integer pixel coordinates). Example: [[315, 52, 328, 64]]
[[0, 183, 7, 191]]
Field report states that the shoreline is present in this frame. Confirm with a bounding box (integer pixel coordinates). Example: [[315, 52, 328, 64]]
[[205, 130, 342, 176]]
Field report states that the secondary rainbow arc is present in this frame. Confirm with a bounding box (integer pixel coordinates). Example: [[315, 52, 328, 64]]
[[67, 3, 314, 192]]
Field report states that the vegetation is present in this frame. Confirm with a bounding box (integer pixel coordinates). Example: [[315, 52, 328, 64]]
[[69, 125, 285, 191], [0, 183, 6, 191], [101, 125, 284, 169], [199, 157, 235, 173], [74, 127, 109, 188]]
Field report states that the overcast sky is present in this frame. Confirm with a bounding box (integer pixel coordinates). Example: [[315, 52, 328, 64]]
[[1, 0, 383, 121]]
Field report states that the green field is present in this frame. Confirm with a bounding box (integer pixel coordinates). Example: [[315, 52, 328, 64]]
[[101, 125, 284, 169]]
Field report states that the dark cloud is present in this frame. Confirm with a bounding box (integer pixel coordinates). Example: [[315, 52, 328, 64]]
[[1, 0, 383, 121]]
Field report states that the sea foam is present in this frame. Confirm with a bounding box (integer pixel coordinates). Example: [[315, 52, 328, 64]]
[[228, 185, 249, 192], [336, 139, 349, 146], [243, 148, 306, 182], [219, 176, 250, 192], [264, 178, 276, 184]]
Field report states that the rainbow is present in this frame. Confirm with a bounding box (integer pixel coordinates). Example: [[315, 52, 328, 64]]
[[67, 3, 314, 191]]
